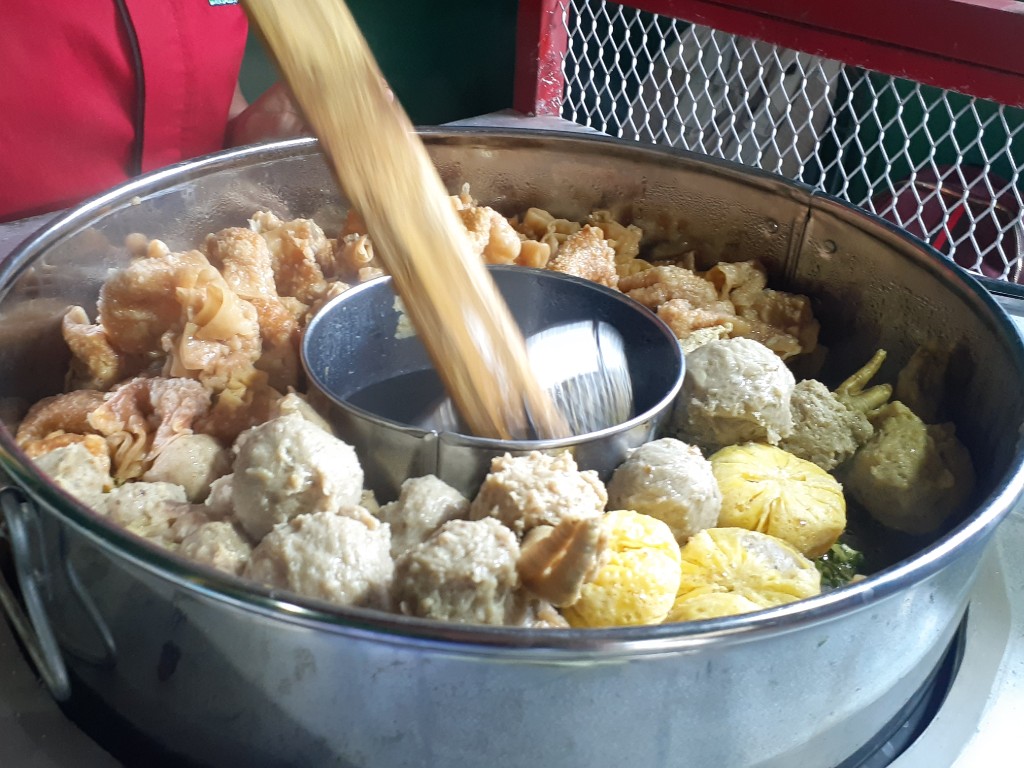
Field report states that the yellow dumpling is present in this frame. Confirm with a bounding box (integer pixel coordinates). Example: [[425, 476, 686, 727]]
[[667, 527, 821, 623], [710, 442, 845, 558], [563, 509, 681, 628], [667, 591, 765, 622]]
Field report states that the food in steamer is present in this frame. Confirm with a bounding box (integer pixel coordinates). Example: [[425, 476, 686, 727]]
[[15, 190, 976, 628]]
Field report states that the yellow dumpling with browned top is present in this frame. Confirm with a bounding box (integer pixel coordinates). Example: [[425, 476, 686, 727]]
[[562, 509, 681, 628], [710, 442, 845, 559], [668, 527, 821, 623]]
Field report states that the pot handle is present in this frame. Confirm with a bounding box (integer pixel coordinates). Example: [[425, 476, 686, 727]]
[[0, 486, 71, 701]]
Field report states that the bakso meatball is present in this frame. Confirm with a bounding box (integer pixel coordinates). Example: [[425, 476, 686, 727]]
[[231, 413, 363, 540], [98, 481, 205, 548], [32, 441, 111, 509], [779, 379, 873, 471], [100, 481, 188, 529], [470, 451, 606, 537], [269, 391, 335, 435], [142, 433, 231, 502], [179, 521, 253, 576], [203, 473, 235, 518], [393, 518, 521, 625], [244, 507, 392, 608], [377, 474, 470, 558], [673, 337, 795, 452], [518, 599, 571, 629], [607, 437, 721, 544]]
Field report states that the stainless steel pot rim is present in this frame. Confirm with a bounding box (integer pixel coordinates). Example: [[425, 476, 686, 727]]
[[2, 129, 1023, 656], [300, 263, 684, 445]]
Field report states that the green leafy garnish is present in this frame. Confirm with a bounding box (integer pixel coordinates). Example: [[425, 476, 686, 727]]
[[815, 542, 865, 589]]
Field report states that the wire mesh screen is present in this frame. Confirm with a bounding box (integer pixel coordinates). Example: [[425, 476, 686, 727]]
[[558, 0, 1024, 284]]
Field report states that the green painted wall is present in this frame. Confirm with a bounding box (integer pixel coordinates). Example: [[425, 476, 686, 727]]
[[240, 1, 519, 125], [842, 77, 1024, 202]]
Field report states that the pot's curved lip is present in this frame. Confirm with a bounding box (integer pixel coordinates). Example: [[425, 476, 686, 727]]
[[3, 127, 1024, 658]]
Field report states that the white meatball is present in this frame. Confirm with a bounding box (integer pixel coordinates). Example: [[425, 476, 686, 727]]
[[204, 473, 235, 518], [377, 475, 469, 558], [231, 413, 363, 540], [607, 437, 721, 544], [779, 379, 873, 471], [469, 451, 606, 536], [179, 521, 253, 576], [270, 391, 335, 435], [163, 504, 225, 544], [394, 518, 521, 625], [244, 507, 392, 608], [674, 337, 795, 451], [101, 481, 188, 528], [33, 442, 111, 509], [99, 479, 229, 555], [142, 433, 231, 502]]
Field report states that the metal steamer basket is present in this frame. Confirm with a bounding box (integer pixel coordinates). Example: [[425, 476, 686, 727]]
[[1, 131, 1023, 768]]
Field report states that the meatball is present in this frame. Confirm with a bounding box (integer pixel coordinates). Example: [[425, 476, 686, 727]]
[[469, 451, 607, 536], [164, 504, 216, 543], [179, 521, 253, 576], [142, 433, 231, 502], [232, 413, 363, 540], [100, 481, 188, 528], [32, 442, 111, 509], [518, 600, 571, 629], [394, 518, 521, 625], [244, 507, 392, 608], [517, 517, 607, 607], [779, 379, 873, 471], [377, 474, 469, 558], [673, 337, 795, 452], [204, 473, 235, 518], [97, 481, 201, 547], [607, 437, 721, 544], [845, 401, 974, 535], [270, 391, 335, 435]]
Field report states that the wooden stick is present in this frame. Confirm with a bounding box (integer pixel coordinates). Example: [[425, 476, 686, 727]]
[[244, 0, 568, 440]]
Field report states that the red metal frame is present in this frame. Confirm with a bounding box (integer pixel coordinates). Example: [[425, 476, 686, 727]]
[[514, 0, 570, 116], [514, 0, 1024, 115]]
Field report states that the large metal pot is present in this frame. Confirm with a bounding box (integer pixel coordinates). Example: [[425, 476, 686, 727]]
[[1, 130, 1022, 768]]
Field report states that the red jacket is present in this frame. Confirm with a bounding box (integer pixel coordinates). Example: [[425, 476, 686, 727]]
[[0, 0, 248, 222]]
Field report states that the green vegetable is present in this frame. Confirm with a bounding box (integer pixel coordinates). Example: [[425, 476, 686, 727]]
[[814, 542, 865, 589]]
